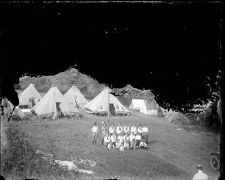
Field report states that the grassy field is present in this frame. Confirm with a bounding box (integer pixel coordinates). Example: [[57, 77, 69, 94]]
[[1, 112, 220, 180]]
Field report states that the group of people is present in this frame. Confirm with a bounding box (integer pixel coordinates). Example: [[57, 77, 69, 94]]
[[91, 121, 149, 151]]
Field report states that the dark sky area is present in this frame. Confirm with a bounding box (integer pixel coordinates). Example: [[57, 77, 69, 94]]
[[0, 2, 222, 108]]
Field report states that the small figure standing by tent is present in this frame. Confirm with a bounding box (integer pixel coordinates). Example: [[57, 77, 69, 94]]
[[91, 122, 98, 145], [157, 107, 164, 117]]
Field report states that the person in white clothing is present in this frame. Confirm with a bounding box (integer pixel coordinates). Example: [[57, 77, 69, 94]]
[[129, 132, 136, 150], [135, 133, 142, 147], [91, 122, 98, 144], [124, 125, 130, 134], [123, 133, 130, 149], [130, 125, 137, 135], [117, 133, 124, 145], [116, 123, 123, 135], [109, 123, 115, 135], [137, 124, 143, 136], [104, 133, 111, 148], [115, 137, 120, 149], [192, 165, 208, 180]]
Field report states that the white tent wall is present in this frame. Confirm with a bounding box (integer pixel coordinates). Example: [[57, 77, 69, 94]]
[[109, 94, 130, 113], [129, 99, 158, 115], [84, 88, 109, 113], [33, 87, 78, 119], [64, 86, 88, 108], [19, 84, 42, 106], [84, 88, 130, 115]]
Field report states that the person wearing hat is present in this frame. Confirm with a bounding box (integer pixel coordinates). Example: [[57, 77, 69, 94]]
[[192, 165, 208, 180]]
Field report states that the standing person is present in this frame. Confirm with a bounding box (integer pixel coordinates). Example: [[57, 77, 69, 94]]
[[142, 124, 149, 144], [109, 123, 115, 136], [106, 120, 110, 131], [192, 165, 208, 180], [91, 122, 99, 144], [104, 133, 111, 148], [116, 123, 123, 135], [124, 124, 130, 134], [131, 125, 137, 135], [101, 121, 107, 145], [137, 124, 143, 136], [111, 132, 117, 149]]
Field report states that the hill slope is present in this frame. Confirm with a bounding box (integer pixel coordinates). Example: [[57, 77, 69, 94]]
[[17, 68, 156, 106], [17, 68, 106, 99]]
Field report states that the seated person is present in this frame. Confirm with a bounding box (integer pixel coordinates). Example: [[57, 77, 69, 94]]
[[116, 138, 120, 149], [119, 142, 125, 151], [123, 133, 130, 149], [111, 133, 117, 149], [139, 139, 148, 149], [117, 133, 124, 147], [129, 132, 136, 150], [104, 133, 111, 148], [137, 124, 143, 136], [135, 133, 142, 147]]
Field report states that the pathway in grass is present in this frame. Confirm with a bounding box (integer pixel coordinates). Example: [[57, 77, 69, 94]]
[[16, 115, 219, 179]]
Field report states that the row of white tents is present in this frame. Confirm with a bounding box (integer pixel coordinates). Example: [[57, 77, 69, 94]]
[[18, 84, 162, 119]]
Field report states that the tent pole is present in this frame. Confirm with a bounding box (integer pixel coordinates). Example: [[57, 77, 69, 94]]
[[108, 87, 110, 119]]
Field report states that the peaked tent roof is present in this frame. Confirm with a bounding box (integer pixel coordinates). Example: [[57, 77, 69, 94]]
[[33, 86, 78, 119], [19, 84, 42, 105], [64, 86, 88, 108], [84, 87, 130, 115], [129, 99, 158, 115]]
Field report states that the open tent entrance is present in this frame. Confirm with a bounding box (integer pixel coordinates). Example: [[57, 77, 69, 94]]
[[109, 103, 116, 115]]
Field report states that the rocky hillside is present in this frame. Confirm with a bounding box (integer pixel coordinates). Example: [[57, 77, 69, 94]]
[[17, 68, 106, 99], [16, 68, 157, 106], [112, 84, 156, 107]]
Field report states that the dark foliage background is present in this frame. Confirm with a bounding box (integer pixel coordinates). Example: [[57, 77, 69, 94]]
[[0, 2, 222, 112]]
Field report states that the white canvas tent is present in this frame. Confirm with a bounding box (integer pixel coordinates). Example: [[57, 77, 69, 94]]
[[32, 86, 78, 119], [129, 99, 159, 115], [84, 87, 130, 115], [19, 84, 41, 106], [64, 86, 88, 108]]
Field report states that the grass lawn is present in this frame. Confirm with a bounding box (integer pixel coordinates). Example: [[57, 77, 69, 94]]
[[2, 113, 220, 179]]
